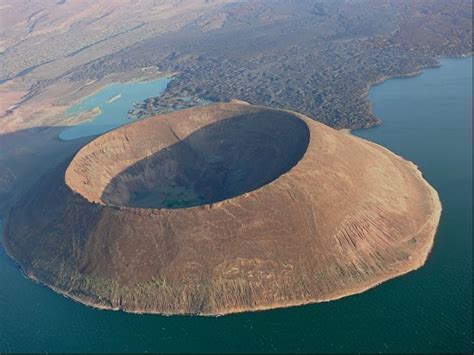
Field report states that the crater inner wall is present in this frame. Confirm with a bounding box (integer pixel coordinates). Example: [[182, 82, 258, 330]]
[[65, 104, 310, 208]]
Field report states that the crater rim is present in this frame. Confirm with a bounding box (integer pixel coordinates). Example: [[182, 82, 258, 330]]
[[64, 103, 311, 210]]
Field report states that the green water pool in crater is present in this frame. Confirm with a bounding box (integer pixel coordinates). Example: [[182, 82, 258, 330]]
[[0, 57, 471, 352]]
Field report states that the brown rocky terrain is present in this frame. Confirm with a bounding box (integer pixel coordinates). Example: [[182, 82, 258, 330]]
[[1, 0, 471, 133], [3, 102, 441, 315], [0, 1, 469, 212]]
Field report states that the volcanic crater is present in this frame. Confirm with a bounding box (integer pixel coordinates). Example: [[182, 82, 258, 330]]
[[4, 101, 441, 315], [88, 110, 310, 209]]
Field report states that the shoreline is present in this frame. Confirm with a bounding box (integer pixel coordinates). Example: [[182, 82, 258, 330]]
[[340, 54, 472, 135], [2, 157, 442, 317], [57, 74, 175, 141], [0, 69, 175, 135], [1, 118, 443, 317], [358, 65, 437, 129], [1, 55, 466, 318], [62, 70, 175, 110], [355, 53, 472, 131]]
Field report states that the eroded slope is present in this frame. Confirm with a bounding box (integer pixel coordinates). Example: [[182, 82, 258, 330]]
[[3, 102, 441, 315]]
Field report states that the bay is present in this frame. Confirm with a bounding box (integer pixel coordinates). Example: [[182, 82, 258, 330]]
[[59, 77, 172, 140]]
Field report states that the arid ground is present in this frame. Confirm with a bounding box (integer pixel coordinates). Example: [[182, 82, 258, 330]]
[[4, 102, 441, 315]]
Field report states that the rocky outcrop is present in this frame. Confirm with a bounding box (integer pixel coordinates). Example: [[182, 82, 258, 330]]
[[3, 102, 441, 315]]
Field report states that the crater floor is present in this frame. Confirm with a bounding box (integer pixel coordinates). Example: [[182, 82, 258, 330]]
[[3, 101, 441, 315]]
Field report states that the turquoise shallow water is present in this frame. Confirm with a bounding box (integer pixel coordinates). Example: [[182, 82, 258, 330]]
[[0, 57, 471, 352], [59, 77, 172, 140]]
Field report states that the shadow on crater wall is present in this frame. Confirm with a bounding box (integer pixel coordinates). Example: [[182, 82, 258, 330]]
[[101, 113, 310, 208]]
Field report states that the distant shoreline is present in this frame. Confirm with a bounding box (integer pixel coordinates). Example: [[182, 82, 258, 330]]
[[358, 54, 472, 130]]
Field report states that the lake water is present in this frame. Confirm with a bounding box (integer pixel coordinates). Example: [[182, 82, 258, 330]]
[[0, 57, 471, 352], [59, 77, 172, 140]]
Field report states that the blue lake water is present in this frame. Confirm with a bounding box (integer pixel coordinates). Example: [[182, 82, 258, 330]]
[[59, 77, 172, 140], [0, 57, 471, 352]]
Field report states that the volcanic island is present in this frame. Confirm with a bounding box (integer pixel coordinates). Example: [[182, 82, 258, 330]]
[[3, 101, 441, 315]]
